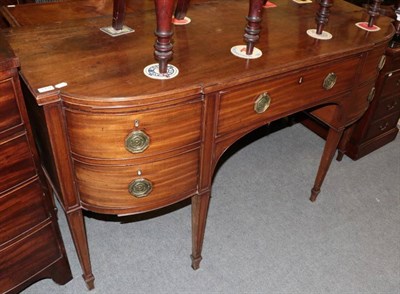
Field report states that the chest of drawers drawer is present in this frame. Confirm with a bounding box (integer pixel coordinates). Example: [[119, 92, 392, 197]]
[[0, 223, 63, 292], [380, 70, 400, 98], [0, 133, 36, 193], [66, 100, 202, 160], [217, 57, 360, 137], [75, 149, 199, 213], [0, 179, 48, 245], [373, 95, 400, 121], [0, 77, 22, 133], [365, 112, 400, 141]]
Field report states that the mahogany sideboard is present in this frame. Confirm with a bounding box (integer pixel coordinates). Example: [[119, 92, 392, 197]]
[[2, 0, 394, 289], [0, 33, 72, 293]]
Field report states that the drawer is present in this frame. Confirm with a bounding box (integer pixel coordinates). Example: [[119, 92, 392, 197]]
[[365, 112, 400, 141], [0, 179, 48, 245], [66, 100, 202, 160], [373, 95, 400, 121], [380, 70, 400, 98], [358, 47, 386, 84], [0, 133, 36, 193], [75, 149, 199, 212], [0, 77, 22, 134], [217, 57, 360, 136], [0, 224, 62, 292]]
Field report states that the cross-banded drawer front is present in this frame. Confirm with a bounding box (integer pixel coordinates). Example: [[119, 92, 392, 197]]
[[0, 224, 61, 293], [217, 57, 359, 136], [0, 179, 48, 245], [0, 77, 22, 133], [0, 133, 36, 193], [358, 48, 386, 84], [365, 112, 400, 141], [75, 149, 199, 212], [381, 70, 400, 98], [66, 100, 202, 160], [373, 95, 400, 121]]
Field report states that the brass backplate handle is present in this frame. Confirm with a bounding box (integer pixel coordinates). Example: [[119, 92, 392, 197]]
[[125, 130, 150, 153], [254, 92, 271, 114], [367, 87, 376, 102], [128, 178, 153, 198], [377, 55, 386, 71], [323, 72, 337, 90]]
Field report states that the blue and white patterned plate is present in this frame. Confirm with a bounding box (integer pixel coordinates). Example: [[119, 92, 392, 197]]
[[143, 63, 179, 80]]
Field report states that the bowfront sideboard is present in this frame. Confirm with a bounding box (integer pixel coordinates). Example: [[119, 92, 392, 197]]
[[3, 0, 394, 289]]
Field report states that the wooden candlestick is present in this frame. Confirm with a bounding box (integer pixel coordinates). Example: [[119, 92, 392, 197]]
[[112, 0, 126, 30], [367, 0, 382, 28], [315, 0, 333, 35], [244, 0, 264, 55], [394, 0, 400, 36], [174, 0, 190, 20], [154, 0, 175, 74]]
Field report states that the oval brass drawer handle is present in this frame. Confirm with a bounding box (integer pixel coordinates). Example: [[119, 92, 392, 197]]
[[377, 55, 386, 71], [323, 72, 337, 90], [125, 130, 150, 153], [254, 92, 271, 114], [367, 87, 376, 102], [128, 178, 153, 198]]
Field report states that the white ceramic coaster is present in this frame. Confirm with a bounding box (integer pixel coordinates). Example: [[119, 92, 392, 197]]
[[172, 16, 191, 25], [306, 29, 332, 40], [143, 63, 179, 80], [231, 45, 262, 59], [355, 22, 381, 32], [292, 0, 312, 4], [100, 25, 135, 37], [263, 1, 277, 8]]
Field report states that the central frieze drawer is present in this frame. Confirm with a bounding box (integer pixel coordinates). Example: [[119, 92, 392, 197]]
[[66, 100, 202, 160], [75, 149, 199, 212], [217, 57, 360, 136]]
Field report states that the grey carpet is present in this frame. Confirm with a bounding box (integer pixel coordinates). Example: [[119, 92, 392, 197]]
[[22, 122, 400, 293]]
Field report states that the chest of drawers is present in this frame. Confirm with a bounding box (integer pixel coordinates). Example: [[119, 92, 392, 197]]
[[341, 43, 400, 159], [0, 34, 72, 293]]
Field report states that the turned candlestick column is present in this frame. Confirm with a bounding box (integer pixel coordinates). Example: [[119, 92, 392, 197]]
[[315, 0, 333, 35], [174, 0, 190, 20], [244, 0, 264, 55], [367, 0, 383, 28], [394, 0, 400, 36], [154, 0, 175, 73], [112, 0, 126, 30]]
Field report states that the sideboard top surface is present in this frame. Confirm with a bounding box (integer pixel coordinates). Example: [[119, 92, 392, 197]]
[[3, 0, 394, 104]]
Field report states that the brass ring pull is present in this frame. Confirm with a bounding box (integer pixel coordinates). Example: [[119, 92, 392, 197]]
[[367, 87, 376, 102], [254, 92, 271, 114], [128, 178, 153, 198], [125, 130, 150, 153], [323, 72, 337, 90]]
